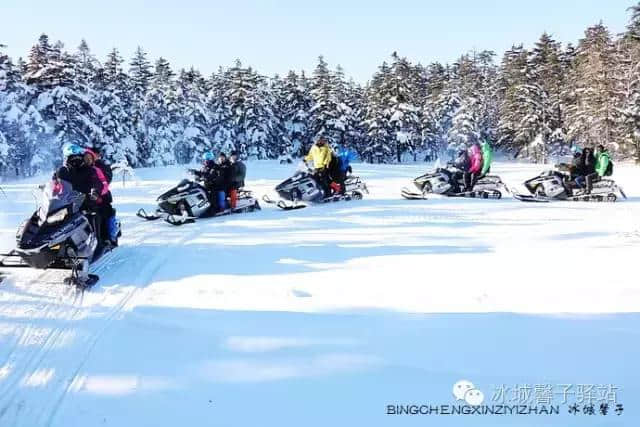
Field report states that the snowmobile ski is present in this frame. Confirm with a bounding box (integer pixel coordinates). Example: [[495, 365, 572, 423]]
[[447, 189, 502, 199], [400, 187, 427, 200], [264, 191, 364, 210], [64, 273, 99, 289], [513, 193, 550, 203], [513, 192, 618, 203], [136, 208, 163, 221]]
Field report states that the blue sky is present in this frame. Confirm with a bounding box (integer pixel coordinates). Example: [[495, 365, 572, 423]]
[[1, 0, 635, 82]]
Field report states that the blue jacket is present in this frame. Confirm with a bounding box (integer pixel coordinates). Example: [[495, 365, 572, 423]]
[[336, 148, 357, 172]]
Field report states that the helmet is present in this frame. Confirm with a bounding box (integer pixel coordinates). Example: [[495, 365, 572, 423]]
[[202, 152, 215, 161], [62, 143, 85, 159], [66, 154, 85, 169], [84, 148, 98, 160]]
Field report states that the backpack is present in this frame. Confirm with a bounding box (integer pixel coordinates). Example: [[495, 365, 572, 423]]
[[605, 160, 613, 176]]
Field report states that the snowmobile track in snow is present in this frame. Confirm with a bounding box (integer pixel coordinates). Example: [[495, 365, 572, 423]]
[[0, 219, 164, 426], [42, 219, 207, 427]]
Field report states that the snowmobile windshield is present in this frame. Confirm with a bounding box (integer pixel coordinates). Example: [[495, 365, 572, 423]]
[[37, 180, 82, 225], [295, 162, 312, 175]]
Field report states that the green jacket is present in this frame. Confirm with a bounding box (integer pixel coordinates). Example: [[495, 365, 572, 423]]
[[481, 141, 493, 175], [595, 151, 610, 177]]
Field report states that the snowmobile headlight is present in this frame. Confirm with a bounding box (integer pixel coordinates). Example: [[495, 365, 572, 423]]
[[46, 208, 69, 224]]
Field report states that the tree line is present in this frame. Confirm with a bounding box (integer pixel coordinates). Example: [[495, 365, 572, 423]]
[[1, 3, 640, 177]]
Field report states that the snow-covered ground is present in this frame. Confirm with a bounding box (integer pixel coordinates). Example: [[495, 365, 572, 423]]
[[0, 160, 638, 426]]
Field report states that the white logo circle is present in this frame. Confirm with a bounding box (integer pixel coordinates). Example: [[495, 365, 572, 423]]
[[452, 380, 475, 401], [464, 388, 485, 406]]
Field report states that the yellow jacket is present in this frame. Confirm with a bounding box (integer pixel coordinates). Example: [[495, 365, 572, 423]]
[[304, 144, 333, 169]]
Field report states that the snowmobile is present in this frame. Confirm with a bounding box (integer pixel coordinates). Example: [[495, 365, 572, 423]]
[[0, 180, 116, 288], [262, 166, 369, 210], [401, 165, 507, 200], [136, 176, 261, 225], [513, 168, 627, 203]]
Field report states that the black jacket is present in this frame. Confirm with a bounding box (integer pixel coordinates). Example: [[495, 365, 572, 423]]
[[54, 164, 104, 208], [453, 151, 470, 172], [198, 161, 231, 192], [229, 161, 246, 189], [582, 150, 596, 175]]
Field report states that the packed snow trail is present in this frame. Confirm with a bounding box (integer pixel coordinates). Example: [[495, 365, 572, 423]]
[[0, 160, 639, 426]]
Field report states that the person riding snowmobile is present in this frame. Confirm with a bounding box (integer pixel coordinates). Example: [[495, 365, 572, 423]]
[[444, 147, 471, 193], [84, 148, 119, 246], [191, 152, 228, 212], [468, 143, 484, 190], [595, 145, 611, 178], [229, 150, 246, 209], [214, 153, 232, 211], [326, 145, 357, 195], [55, 144, 104, 200], [481, 140, 492, 176], [577, 147, 597, 194], [304, 137, 333, 197], [90, 147, 113, 184], [54, 144, 107, 245]]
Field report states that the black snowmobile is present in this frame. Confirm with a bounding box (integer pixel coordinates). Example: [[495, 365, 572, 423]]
[[137, 175, 261, 225], [513, 168, 627, 203], [0, 180, 116, 288], [262, 166, 369, 210], [401, 165, 507, 200]]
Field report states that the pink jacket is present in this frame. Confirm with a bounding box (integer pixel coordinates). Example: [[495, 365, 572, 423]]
[[469, 145, 483, 174], [93, 166, 110, 196]]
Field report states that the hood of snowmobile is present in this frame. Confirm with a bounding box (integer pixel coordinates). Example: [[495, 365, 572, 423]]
[[157, 179, 205, 202], [17, 212, 87, 251], [523, 171, 560, 194], [413, 171, 440, 183], [274, 172, 313, 192], [13, 212, 89, 269]]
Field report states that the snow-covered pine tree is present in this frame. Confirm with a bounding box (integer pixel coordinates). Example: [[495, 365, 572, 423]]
[[566, 23, 622, 151], [618, 3, 640, 163], [497, 44, 530, 156], [309, 56, 343, 146], [24, 36, 100, 170], [207, 67, 236, 156], [174, 67, 211, 163], [362, 62, 393, 162], [343, 77, 367, 156], [93, 48, 137, 165], [421, 62, 450, 158], [269, 74, 291, 157], [143, 57, 178, 165], [447, 54, 483, 151], [73, 39, 98, 91], [527, 33, 568, 158], [0, 43, 12, 175], [0, 46, 46, 177], [384, 52, 421, 162], [280, 70, 313, 158], [129, 46, 153, 164], [225, 60, 277, 159]]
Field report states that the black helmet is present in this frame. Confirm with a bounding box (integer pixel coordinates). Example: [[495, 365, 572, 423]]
[[66, 154, 85, 169]]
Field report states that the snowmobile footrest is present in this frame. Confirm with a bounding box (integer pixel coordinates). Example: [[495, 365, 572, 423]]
[[136, 208, 162, 221], [65, 273, 99, 289]]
